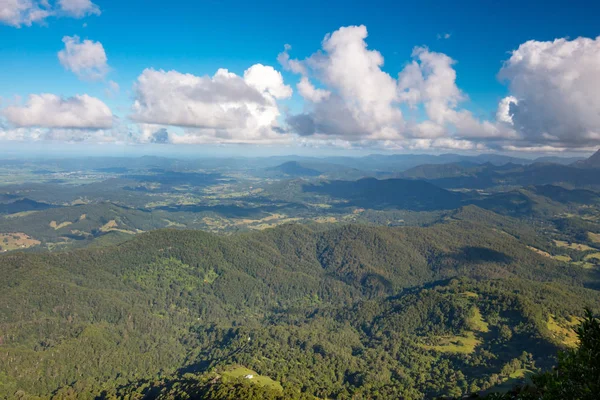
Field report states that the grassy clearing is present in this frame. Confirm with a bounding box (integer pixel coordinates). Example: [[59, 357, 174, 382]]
[[162, 219, 186, 228], [313, 216, 338, 223], [587, 232, 600, 244], [584, 252, 600, 261], [547, 315, 581, 347], [221, 366, 283, 392], [554, 255, 572, 262], [99, 220, 118, 232], [3, 211, 39, 219], [527, 246, 552, 257], [0, 233, 41, 252], [572, 261, 596, 269], [469, 307, 489, 333], [202, 213, 304, 232], [527, 246, 571, 262], [49, 220, 73, 230], [509, 369, 532, 379], [97, 220, 137, 234], [489, 370, 533, 393], [553, 240, 596, 252], [421, 332, 480, 354]]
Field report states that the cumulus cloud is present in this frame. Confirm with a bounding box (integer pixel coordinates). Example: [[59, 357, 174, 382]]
[[131, 65, 292, 143], [0, 0, 99, 27], [277, 44, 306, 75], [280, 25, 506, 146], [2, 93, 113, 129], [496, 96, 518, 124], [58, 36, 109, 80], [4, 22, 597, 152], [243, 64, 292, 99], [398, 46, 515, 141], [57, 0, 99, 18], [0, 0, 51, 27], [398, 47, 464, 125], [498, 36, 600, 149], [281, 25, 405, 141], [297, 77, 330, 103]]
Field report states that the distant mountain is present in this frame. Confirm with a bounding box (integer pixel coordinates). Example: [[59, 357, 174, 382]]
[[266, 161, 322, 177], [400, 161, 482, 180], [403, 162, 600, 190], [530, 185, 600, 204], [574, 149, 600, 168], [535, 156, 585, 165], [304, 177, 464, 210]]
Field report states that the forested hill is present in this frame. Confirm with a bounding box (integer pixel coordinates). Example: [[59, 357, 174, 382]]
[[1, 210, 600, 399]]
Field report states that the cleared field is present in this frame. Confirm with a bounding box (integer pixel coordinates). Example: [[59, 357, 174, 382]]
[[527, 246, 571, 262], [554, 255, 572, 262], [201, 213, 304, 232], [97, 220, 136, 234], [469, 307, 489, 333], [553, 240, 596, 252], [163, 219, 186, 228], [421, 332, 481, 354], [99, 220, 118, 232], [49, 220, 73, 230], [313, 216, 338, 223], [584, 252, 600, 261], [587, 231, 600, 243], [3, 211, 39, 219], [547, 315, 581, 347], [572, 261, 596, 269], [0, 232, 41, 252], [221, 366, 283, 392]]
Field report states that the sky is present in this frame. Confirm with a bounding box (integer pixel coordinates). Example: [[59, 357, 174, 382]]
[[1, 0, 600, 157]]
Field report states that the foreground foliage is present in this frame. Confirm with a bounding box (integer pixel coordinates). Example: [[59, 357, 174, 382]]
[[482, 309, 600, 400]]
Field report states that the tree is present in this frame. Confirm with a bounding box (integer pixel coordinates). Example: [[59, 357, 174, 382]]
[[533, 308, 600, 399]]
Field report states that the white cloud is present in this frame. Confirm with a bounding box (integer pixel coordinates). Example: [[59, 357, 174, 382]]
[[398, 47, 464, 125], [297, 76, 330, 103], [0, 0, 99, 27], [104, 80, 120, 97], [404, 138, 485, 151], [437, 33, 452, 40], [243, 64, 292, 99], [131, 65, 292, 143], [0, 0, 51, 27], [496, 96, 518, 124], [498, 36, 600, 149], [57, 0, 99, 18], [277, 44, 307, 75], [281, 26, 509, 145], [58, 35, 109, 81], [281, 25, 405, 140], [398, 47, 516, 141], [2, 93, 113, 129], [4, 22, 597, 153]]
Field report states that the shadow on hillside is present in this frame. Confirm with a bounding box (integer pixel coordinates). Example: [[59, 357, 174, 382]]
[[452, 246, 513, 264]]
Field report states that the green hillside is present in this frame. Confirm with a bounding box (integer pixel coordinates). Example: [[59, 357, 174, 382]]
[[1, 212, 599, 399]]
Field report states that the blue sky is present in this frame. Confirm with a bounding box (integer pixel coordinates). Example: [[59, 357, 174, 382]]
[[1, 0, 600, 156]]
